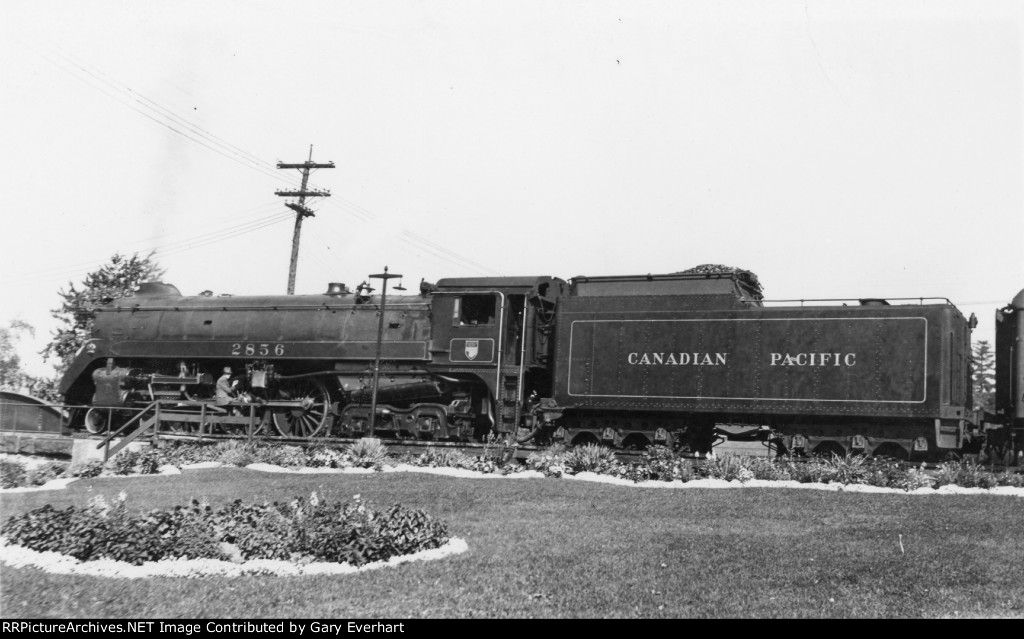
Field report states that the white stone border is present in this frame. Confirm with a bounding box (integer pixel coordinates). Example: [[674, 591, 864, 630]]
[[240, 463, 1024, 496], [0, 536, 468, 579], [3, 459, 1022, 496]]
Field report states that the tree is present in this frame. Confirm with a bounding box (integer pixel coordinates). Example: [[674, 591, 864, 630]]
[[42, 253, 164, 374], [0, 320, 61, 401], [0, 319, 35, 389], [971, 339, 996, 413]]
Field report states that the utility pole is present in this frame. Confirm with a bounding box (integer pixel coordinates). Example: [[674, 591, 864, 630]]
[[367, 266, 404, 436], [276, 146, 334, 294]]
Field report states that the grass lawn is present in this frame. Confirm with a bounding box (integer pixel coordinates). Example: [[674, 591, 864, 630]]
[[1, 468, 1022, 618]]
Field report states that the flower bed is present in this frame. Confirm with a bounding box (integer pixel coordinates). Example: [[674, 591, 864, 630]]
[[3, 440, 1023, 493], [2, 491, 450, 568], [0, 456, 69, 489]]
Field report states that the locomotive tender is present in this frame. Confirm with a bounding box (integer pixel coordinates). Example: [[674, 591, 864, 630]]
[[58, 267, 1017, 461]]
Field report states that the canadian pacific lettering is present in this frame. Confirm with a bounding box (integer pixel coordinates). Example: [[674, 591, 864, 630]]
[[626, 351, 857, 367], [770, 352, 856, 366], [627, 352, 728, 366]]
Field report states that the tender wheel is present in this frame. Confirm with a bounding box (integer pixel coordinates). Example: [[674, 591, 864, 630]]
[[570, 431, 600, 446], [872, 442, 909, 461], [812, 441, 847, 459], [272, 379, 331, 438], [621, 433, 651, 451]]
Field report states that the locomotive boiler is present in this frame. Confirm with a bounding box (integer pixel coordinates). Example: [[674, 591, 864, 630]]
[[57, 267, 997, 461]]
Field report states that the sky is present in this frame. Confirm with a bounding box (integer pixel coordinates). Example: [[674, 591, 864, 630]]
[[1, 0, 1021, 379]]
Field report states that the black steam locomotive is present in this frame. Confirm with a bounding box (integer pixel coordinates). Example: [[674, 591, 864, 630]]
[[58, 267, 1024, 462]]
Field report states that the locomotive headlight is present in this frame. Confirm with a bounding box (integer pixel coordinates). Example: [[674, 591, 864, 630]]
[[86, 342, 97, 354]]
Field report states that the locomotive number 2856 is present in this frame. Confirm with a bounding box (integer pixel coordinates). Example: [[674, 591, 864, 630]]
[[231, 343, 285, 356]]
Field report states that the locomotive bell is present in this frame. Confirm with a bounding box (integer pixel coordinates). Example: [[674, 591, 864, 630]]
[[324, 282, 350, 296]]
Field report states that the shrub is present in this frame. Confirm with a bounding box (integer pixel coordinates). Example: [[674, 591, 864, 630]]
[[481, 434, 518, 469], [700, 455, 755, 482], [461, 456, 526, 475], [154, 441, 221, 467], [0, 459, 28, 488], [862, 459, 910, 488], [27, 461, 70, 486], [71, 459, 105, 478], [615, 463, 652, 483], [372, 503, 450, 558], [412, 446, 472, 469], [623, 446, 693, 483], [0, 492, 222, 565], [933, 460, 999, 489], [781, 457, 837, 484], [136, 450, 161, 475], [214, 441, 259, 467], [2, 503, 93, 557], [305, 445, 351, 468], [287, 494, 449, 565], [525, 444, 568, 477], [213, 499, 297, 560], [826, 453, 871, 485], [254, 444, 307, 468], [108, 450, 140, 476], [888, 466, 934, 491], [994, 471, 1024, 488], [346, 438, 388, 469], [744, 457, 791, 482], [563, 443, 619, 475]]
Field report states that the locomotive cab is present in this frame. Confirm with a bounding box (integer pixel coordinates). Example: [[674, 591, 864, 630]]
[[432, 276, 561, 369], [427, 277, 563, 438]]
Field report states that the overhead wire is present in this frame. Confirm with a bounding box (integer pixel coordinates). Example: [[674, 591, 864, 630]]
[[398, 230, 497, 275], [11, 207, 293, 288], [150, 211, 296, 259], [25, 42, 507, 281]]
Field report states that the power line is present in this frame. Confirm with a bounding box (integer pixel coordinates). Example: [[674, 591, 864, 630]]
[[10, 208, 294, 288], [23, 43, 505, 280]]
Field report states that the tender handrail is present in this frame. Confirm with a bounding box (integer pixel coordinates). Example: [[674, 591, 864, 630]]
[[760, 297, 954, 307]]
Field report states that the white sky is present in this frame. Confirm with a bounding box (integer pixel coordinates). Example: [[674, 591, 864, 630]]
[[1, 0, 1021, 378]]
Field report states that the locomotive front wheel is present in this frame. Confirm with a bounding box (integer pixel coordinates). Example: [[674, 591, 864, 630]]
[[272, 379, 331, 438], [84, 408, 112, 434]]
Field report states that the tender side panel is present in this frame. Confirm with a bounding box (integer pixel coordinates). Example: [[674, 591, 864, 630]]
[[566, 316, 927, 403], [554, 300, 951, 418]]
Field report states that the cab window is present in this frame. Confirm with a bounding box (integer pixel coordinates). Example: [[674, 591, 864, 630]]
[[452, 294, 496, 326]]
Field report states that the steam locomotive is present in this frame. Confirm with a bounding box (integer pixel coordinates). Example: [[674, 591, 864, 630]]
[[57, 267, 1024, 462]]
